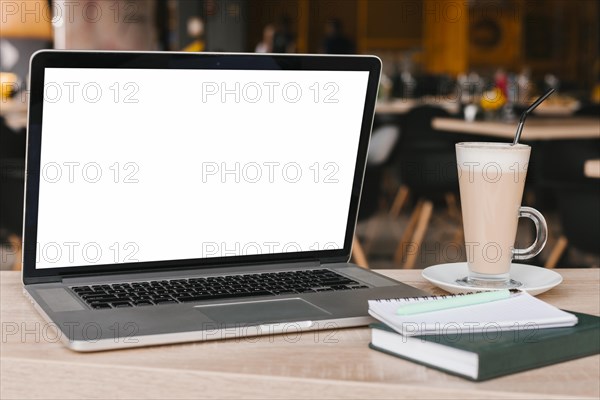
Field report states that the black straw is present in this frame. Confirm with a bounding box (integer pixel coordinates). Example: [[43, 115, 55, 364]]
[[512, 88, 556, 145]]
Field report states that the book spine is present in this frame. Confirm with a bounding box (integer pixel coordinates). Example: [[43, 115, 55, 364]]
[[477, 326, 600, 381]]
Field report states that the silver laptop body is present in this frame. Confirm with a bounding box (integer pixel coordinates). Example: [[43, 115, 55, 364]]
[[22, 50, 424, 351]]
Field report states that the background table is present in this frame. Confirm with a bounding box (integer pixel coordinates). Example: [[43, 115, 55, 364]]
[[0, 98, 28, 130], [584, 159, 600, 178], [1, 269, 599, 399], [376, 98, 460, 115], [432, 117, 600, 140]]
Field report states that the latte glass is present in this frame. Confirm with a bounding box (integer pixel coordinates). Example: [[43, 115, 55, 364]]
[[455, 142, 548, 288]]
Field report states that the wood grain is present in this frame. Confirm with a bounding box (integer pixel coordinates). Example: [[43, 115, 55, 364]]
[[1, 269, 599, 399]]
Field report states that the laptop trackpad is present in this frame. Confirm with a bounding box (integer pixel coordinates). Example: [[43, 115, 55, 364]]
[[195, 298, 330, 325]]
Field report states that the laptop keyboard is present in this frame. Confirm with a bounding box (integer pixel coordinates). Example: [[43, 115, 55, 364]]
[[71, 269, 369, 310]]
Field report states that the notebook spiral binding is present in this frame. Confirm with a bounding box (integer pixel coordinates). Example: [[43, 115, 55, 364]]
[[374, 289, 520, 303]]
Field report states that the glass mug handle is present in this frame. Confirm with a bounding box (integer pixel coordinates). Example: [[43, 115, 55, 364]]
[[513, 206, 548, 261]]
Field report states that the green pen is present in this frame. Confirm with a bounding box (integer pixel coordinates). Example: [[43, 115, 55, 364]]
[[396, 289, 520, 316]]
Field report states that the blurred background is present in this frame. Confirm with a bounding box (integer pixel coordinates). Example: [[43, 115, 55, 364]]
[[1, 0, 599, 270]]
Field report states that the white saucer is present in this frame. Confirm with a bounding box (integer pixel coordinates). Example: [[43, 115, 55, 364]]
[[422, 262, 563, 296]]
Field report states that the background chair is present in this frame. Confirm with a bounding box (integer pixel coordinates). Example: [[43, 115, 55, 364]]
[[390, 106, 465, 268], [550, 182, 600, 267], [352, 125, 400, 268], [540, 139, 600, 268]]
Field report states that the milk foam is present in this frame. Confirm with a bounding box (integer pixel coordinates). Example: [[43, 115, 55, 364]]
[[456, 142, 530, 172]]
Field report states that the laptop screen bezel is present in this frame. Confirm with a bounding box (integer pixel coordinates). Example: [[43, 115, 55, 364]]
[[22, 50, 381, 284]]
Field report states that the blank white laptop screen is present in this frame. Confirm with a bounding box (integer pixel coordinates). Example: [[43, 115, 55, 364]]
[[35, 68, 369, 269]]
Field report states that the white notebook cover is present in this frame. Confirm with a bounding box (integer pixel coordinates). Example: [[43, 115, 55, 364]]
[[368, 292, 578, 336]]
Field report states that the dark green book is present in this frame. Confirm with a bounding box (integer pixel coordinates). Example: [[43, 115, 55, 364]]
[[369, 311, 600, 381]]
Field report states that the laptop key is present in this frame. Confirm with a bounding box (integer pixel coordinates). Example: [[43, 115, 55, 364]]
[[81, 293, 107, 299], [331, 285, 351, 290], [177, 296, 209, 303], [85, 296, 121, 303], [177, 290, 272, 303], [90, 303, 112, 309], [111, 302, 132, 308]]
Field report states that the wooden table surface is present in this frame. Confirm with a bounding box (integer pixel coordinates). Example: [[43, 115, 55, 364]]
[[1, 269, 599, 399], [432, 116, 600, 140]]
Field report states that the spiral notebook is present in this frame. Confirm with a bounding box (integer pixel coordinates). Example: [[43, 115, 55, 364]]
[[368, 291, 578, 336]]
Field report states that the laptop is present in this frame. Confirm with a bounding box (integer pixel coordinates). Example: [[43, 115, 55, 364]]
[[22, 50, 425, 351]]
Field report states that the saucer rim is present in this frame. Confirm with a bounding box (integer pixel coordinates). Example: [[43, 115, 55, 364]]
[[421, 262, 563, 295]]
